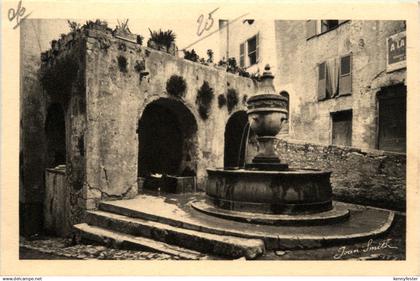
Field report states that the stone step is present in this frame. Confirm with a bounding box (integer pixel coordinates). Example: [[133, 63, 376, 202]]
[[98, 199, 395, 251], [73, 223, 209, 260], [85, 210, 265, 259]]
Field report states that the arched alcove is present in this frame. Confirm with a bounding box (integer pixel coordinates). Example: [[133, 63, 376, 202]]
[[137, 98, 198, 178], [45, 103, 66, 168], [224, 110, 249, 168]]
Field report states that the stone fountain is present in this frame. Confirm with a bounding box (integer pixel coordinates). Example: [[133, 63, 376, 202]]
[[193, 65, 350, 224]]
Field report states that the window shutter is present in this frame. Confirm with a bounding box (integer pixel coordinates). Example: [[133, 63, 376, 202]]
[[239, 43, 245, 67], [339, 54, 352, 96], [318, 62, 327, 100], [256, 33, 260, 63], [306, 20, 317, 39]]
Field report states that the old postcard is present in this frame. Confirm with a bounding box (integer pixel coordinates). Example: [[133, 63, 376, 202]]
[[1, 0, 419, 276]]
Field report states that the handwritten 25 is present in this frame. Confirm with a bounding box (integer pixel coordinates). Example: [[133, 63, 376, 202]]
[[196, 8, 219, 36]]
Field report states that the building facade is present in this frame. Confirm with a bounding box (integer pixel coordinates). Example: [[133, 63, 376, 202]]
[[220, 20, 406, 153], [218, 19, 279, 87], [275, 20, 406, 152]]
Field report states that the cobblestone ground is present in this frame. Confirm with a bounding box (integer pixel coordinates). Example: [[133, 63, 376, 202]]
[[20, 238, 179, 260], [20, 214, 405, 261]]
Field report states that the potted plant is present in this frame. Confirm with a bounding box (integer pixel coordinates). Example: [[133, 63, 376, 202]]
[[147, 29, 176, 55]]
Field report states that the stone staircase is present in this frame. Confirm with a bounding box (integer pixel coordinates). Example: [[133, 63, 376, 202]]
[[74, 201, 266, 260], [73, 194, 395, 260]]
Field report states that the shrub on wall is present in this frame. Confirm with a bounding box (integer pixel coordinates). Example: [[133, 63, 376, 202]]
[[183, 49, 199, 62], [147, 29, 176, 54], [196, 81, 214, 120], [243, 94, 248, 104], [166, 75, 187, 98], [117, 55, 128, 73], [218, 94, 227, 108], [227, 88, 239, 113]]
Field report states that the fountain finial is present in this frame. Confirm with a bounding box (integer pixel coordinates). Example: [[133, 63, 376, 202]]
[[260, 64, 274, 81]]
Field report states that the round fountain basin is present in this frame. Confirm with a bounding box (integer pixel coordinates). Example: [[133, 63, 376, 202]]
[[206, 168, 333, 215]]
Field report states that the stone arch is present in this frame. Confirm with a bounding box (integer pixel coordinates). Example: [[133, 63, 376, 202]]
[[137, 98, 198, 178], [45, 103, 66, 168], [224, 110, 249, 168]]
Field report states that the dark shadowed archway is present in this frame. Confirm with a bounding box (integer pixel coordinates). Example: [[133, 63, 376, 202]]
[[45, 103, 66, 168], [224, 110, 249, 168], [138, 98, 198, 178]]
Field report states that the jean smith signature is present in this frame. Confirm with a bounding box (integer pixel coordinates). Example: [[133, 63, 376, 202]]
[[8, 0, 32, 29], [333, 238, 398, 259]]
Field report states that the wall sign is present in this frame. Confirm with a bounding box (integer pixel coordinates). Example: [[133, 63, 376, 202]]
[[386, 31, 406, 72]]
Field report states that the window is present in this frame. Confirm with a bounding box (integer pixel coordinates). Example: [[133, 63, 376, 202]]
[[321, 20, 339, 33], [318, 62, 327, 100], [239, 43, 245, 67], [378, 85, 406, 153], [339, 54, 352, 95], [318, 54, 352, 101], [239, 33, 260, 68], [306, 20, 349, 39], [331, 110, 352, 146], [247, 34, 259, 66]]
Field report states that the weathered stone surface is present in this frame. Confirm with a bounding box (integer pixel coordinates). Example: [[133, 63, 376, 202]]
[[97, 193, 394, 250], [73, 223, 209, 260], [191, 199, 350, 226], [206, 168, 333, 214], [85, 210, 265, 259]]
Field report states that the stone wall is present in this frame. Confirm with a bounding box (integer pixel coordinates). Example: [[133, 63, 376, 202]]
[[20, 19, 71, 236], [83, 27, 256, 208], [275, 140, 406, 211], [275, 20, 406, 150], [39, 27, 89, 232]]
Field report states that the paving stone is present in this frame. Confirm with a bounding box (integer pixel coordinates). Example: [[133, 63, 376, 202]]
[[275, 250, 287, 256]]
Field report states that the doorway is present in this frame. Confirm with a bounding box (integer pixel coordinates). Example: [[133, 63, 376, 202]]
[[378, 84, 406, 153], [45, 103, 66, 168]]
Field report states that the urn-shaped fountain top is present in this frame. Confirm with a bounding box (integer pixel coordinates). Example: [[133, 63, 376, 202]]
[[247, 64, 288, 114]]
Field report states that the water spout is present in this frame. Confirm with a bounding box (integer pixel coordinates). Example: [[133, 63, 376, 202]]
[[237, 122, 251, 168]]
